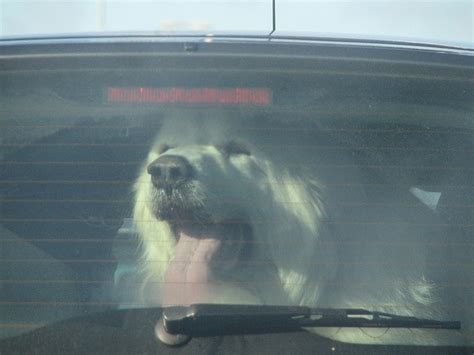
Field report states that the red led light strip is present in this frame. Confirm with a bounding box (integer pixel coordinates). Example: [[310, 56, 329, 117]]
[[107, 87, 271, 105]]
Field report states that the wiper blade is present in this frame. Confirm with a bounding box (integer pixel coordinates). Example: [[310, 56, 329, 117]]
[[155, 304, 461, 346]]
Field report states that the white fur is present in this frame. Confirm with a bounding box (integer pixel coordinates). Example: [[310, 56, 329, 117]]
[[132, 117, 471, 346]]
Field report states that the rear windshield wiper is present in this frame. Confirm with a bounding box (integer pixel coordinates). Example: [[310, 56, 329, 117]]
[[155, 304, 461, 346]]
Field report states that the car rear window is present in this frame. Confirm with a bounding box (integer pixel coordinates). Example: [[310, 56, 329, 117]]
[[0, 42, 472, 347]]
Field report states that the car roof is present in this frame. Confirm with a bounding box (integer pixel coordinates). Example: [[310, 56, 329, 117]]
[[1, 1, 472, 50]]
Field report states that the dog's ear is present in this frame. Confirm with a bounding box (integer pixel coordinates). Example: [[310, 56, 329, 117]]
[[217, 140, 251, 157]]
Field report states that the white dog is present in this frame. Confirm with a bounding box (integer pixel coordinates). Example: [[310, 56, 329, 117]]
[[131, 116, 470, 346]]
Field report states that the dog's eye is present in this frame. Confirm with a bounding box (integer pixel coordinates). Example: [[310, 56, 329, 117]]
[[218, 141, 251, 156], [156, 144, 172, 154]]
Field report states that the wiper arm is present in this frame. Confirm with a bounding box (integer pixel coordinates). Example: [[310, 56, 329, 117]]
[[155, 304, 461, 346]]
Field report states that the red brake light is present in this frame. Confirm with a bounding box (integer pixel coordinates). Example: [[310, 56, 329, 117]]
[[107, 87, 271, 105]]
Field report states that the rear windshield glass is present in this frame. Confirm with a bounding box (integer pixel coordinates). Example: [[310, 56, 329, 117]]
[[0, 45, 472, 347]]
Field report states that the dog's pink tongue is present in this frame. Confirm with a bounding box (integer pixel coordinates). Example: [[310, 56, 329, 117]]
[[163, 230, 221, 306]]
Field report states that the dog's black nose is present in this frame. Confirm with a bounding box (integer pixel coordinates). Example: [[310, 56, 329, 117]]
[[147, 155, 192, 186]]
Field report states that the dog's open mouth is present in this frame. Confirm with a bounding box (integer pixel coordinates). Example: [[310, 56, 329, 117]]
[[162, 222, 251, 306], [150, 179, 253, 305]]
